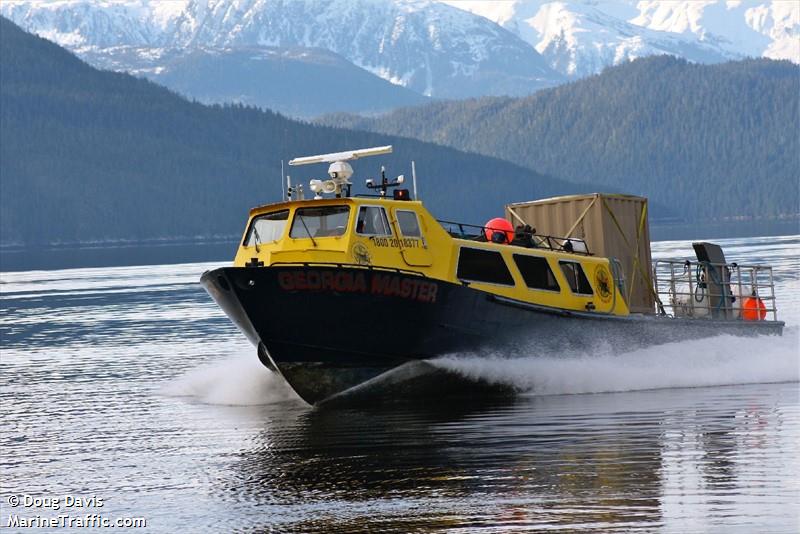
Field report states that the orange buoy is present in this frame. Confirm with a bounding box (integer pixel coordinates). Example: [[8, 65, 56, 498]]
[[742, 296, 767, 321], [484, 218, 514, 244]]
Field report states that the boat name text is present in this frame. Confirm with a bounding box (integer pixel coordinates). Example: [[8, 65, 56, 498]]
[[278, 271, 437, 303]]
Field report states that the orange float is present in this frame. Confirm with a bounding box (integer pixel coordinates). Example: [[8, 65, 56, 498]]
[[742, 296, 767, 321], [484, 217, 514, 244]]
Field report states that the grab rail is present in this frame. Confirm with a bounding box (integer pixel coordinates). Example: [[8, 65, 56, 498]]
[[651, 259, 779, 322], [436, 219, 590, 255]]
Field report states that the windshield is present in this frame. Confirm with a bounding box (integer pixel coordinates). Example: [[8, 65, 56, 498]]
[[289, 206, 350, 238], [244, 210, 289, 246]]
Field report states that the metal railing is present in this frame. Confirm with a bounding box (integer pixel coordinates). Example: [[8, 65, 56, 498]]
[[436, 220, 591, 255], [652, 259, 779, 322]]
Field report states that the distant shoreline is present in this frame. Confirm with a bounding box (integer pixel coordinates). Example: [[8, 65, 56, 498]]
[[649, 219, 799, 242], [0, 235, 240, 253], [0, 239, 238, 273], [1, 222, 798, 273]]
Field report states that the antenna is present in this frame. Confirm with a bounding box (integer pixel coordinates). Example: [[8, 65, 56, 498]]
[[288, 145, 392, 166], [412, 160, 418, 200], [288, 145, 393, 199], [280, 160, 285, 200], [365, 165, 404, 197]]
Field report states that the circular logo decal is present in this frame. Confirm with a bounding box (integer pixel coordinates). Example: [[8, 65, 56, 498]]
[[352, 242, 371, 265], [594, 264, 612, 303]]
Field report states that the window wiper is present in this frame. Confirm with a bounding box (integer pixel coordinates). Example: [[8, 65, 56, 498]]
[[298, 214, 318, 247]]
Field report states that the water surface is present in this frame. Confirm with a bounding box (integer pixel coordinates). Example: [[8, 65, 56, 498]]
[[1, 236, 798, 532]]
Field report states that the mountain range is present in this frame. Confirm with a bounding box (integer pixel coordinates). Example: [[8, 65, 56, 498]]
[[319, 56, 800, 221], [3, 1, 797, 117], [443, 1, 799, 78], [0, 17, 585, 247], [1, 9, 797, 250], [0, 0, 563, 114], [80, 45, 430, 117]]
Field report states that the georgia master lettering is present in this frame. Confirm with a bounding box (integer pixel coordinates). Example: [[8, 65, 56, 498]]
[[278, 270, 438, 303]]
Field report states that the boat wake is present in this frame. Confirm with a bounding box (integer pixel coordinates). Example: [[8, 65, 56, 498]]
[[162, 328, 798, 407], [431, 327, 800, 396], [160, 353, 298, 406]]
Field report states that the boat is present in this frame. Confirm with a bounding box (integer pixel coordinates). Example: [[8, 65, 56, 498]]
[[201, 146, 784, 405]]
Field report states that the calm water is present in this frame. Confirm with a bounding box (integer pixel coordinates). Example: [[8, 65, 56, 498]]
[[1, 236, 798, 532]]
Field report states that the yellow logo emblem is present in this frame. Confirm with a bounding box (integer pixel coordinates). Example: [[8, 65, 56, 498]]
[[594, 264, 612, 303], [352, 242, 371, 265]]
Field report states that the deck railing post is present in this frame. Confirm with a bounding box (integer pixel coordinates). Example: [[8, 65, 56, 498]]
[[736, 265, 743, 321]]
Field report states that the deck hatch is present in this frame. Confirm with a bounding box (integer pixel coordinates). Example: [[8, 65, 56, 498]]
[[457, 247, 514, 286]]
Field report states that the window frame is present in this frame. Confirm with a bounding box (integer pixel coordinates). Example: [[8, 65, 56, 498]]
[[289, 205, 351, 239], [558, 260, 594, 296], [513, 253, 561, 293], [456, 247, 515, 287], [243, 209, 290, 247], [395, 209, 423, 238], [355, 205, 393, 237]]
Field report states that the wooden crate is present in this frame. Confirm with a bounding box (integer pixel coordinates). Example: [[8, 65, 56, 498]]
[[506, 193, 655, 314]]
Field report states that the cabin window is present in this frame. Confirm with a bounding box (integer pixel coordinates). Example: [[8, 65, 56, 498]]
[[244, 210, 289, 246], [289, 206, 350, 238], [559, 261, 593, 295], [396, 210, 422, 237], [513, 254, 560, 292], [356, 206, 392, 236], [457, 247, 514, 286]]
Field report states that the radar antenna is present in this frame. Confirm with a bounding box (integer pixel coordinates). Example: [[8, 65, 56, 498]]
[[288, 145, 393, 199]]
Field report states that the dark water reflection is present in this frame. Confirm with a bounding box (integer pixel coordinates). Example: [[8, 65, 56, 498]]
[[212, 385, 797, 533], [1, 237, 798, 532]]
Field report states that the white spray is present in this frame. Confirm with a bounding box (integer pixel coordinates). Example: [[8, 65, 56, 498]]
[[432, 327, 800, 396], [161, 353, 299, 406]]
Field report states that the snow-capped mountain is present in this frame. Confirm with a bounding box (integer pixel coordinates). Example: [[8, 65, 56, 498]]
[[631, 1, 799, 62], [4, 0, 796, 109], [0, 0, 185, 47], [442, 1, 799, 78], [0, 0, 563, 99]]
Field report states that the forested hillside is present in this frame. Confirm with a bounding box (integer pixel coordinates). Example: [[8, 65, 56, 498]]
[[322, 57, 800, 221], [79, 45, 430, 118], [0, 17, 587, 247]]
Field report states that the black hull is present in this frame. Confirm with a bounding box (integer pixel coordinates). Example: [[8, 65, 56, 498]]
[[201, 266, 784, 405]]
